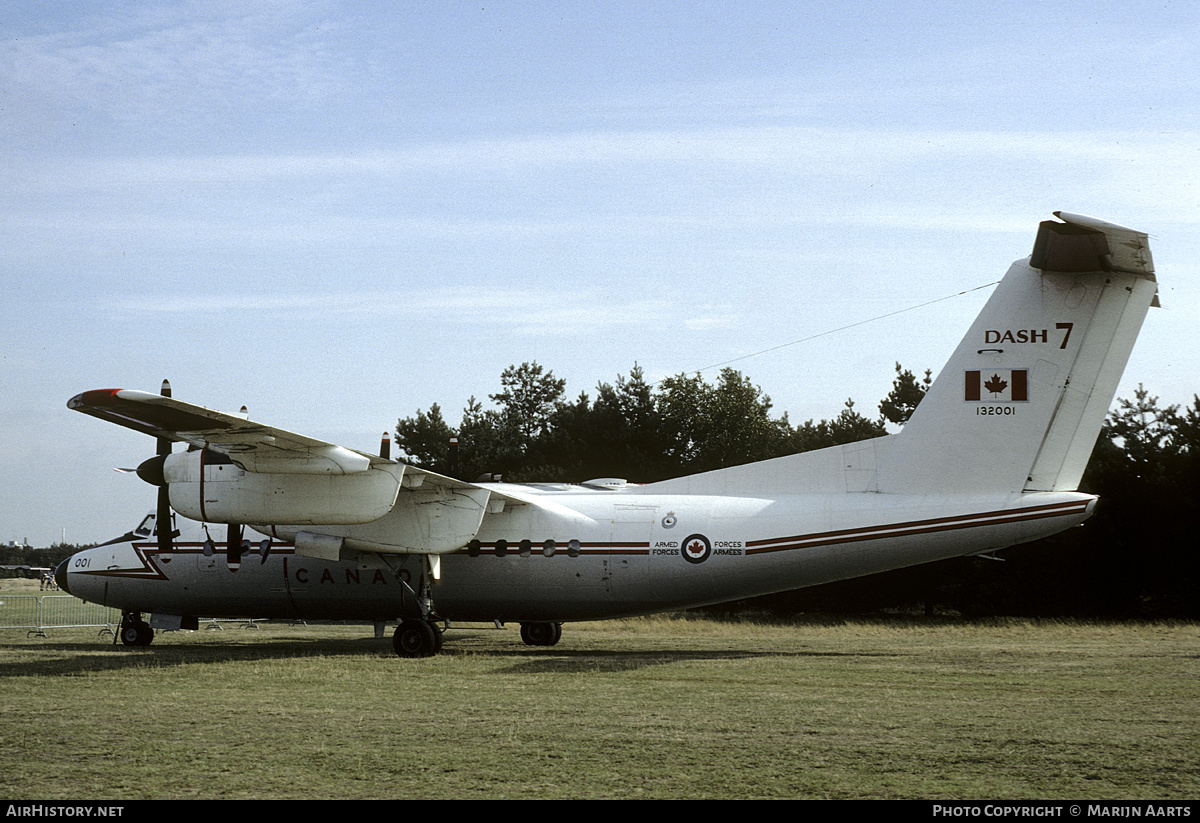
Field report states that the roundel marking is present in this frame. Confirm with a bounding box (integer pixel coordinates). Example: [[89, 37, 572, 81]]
[[681, 533, 711, 564]]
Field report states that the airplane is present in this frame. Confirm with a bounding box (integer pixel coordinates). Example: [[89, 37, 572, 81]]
[[56, 212, 1158, 657]]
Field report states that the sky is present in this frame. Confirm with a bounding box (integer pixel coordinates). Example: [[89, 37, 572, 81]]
[[3, 1, 1199, 547]]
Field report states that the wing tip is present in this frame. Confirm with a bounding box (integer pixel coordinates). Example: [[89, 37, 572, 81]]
[[68, 389, 123, 410]]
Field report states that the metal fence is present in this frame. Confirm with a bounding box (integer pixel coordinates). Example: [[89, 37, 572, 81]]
[[0, 594, 121, 637], [1, 594, 281, 638]]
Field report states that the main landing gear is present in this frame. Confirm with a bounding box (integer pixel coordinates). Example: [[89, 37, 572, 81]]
[[386, 553, 448, 658], [118, 612, 154, 647], [392, 619, 444, 658], [385, 555, 565, 657], [391, 620, 563, 656], [520, 622, 562, 647]]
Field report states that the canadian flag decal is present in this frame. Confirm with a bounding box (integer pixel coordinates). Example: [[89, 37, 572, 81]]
[[965, 369, 1028, 402]]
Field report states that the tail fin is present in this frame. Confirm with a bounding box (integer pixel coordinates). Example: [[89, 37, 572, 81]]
[[873, 212, 1158, 495]]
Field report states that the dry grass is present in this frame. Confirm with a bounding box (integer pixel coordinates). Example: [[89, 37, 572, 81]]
[[1, 615, 1197, 799]]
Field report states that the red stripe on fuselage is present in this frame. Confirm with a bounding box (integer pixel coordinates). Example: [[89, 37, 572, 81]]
[[743, 500, 1089, 555]]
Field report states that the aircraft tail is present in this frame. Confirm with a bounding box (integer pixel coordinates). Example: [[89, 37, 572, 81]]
[[872, 212, 1158, 495]]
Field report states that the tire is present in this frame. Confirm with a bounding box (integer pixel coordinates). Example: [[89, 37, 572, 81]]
[[120, 621, 153, 647], [520, 622, 562, 647], [393, 620, 438, 658]]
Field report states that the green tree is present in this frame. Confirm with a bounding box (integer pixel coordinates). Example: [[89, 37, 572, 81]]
[[657, 368, 793, 474], [879, 362, 933, 428], [456, 395, 523, 481], [952, 387, 1199, 618], [490, 362, 567, 441], [541, 365, 667, 481], [791, 399, 887, 452], [394, 403, 455, 473], [1101, 384, 1182, 479]]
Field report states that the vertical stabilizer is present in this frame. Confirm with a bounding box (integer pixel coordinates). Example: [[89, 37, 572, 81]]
[[873, 213, 1157, 496]]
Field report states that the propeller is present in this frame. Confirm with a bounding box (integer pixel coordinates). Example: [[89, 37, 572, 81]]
[[130, 380, 178, 553], [125, 383, 268, 572], [155, 380, 175, 553]]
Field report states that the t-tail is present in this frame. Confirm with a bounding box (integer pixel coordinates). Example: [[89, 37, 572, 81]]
[[873, 212, 1158, 495]]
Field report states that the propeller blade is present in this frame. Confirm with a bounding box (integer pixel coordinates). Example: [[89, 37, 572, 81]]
[[157, 486, 173, 553], [156, 379, 174, 552], [227, 523, 244, 571]]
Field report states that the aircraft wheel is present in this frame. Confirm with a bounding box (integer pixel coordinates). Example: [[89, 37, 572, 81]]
[[393, 620, 438, 658], [120, 620, 154, 647], [520, 621, 562, 647]]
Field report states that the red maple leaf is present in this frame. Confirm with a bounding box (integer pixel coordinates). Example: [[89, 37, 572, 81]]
[[984, 374, 1008, 395]]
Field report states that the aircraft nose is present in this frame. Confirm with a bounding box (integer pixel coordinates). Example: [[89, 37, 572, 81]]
[[54, 558, 72, 595]]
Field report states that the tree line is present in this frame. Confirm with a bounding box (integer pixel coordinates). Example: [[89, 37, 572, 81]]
[[396, 362, 1198, 619], [395, 361, 929, 484]]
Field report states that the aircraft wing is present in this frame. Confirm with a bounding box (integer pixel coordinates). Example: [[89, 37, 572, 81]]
[[68, 388, 389, 475], [68, 386, 521, 498], [68, 388, 536, 557]]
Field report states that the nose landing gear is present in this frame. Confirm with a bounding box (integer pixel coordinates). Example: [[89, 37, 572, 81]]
[[118, 613, 154, 647]]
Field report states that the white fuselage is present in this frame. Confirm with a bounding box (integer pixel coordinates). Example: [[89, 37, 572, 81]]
[[62, 486, 1094, 623]]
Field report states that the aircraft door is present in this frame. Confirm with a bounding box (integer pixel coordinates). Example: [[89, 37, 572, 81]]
[[605, 506, 655, 599]]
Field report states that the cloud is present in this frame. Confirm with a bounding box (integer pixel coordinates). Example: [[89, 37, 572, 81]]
[[97, 284, 722, 330], [0, 2, 348, 139]]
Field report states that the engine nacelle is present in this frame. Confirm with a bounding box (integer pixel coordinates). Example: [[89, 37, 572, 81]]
[[162, 449, 402, 525]]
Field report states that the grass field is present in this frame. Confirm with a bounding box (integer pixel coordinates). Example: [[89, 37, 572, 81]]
[[1, 600, 1197, 800]]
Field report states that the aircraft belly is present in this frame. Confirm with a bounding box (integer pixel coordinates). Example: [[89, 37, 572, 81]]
[[276, 554, 408, 620], [161, 555, 295, 618], [69, 545, 410, 622], [164, 553, 408, 621], [434, 554, 656, 622]]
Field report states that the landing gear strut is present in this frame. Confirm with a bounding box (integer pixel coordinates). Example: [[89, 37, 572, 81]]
[[388, 554, 445, 658], [520, 622, 562, 647], [118, 613, 154, 647]]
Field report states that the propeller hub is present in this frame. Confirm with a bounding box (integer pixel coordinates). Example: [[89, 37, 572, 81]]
[[136, 455, 167, 487]]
